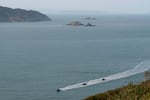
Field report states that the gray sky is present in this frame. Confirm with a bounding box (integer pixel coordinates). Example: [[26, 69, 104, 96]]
[[1, 0, 150, 14]]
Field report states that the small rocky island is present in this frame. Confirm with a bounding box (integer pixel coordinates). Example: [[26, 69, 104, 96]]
[[85, 17, 96, 20], [84, 23, 96, 27], [67, 21, 96, 27], [0, 6, 51, 22], [67, 21, 84, 26]]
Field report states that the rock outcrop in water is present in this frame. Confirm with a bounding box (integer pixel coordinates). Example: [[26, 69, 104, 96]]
[[67, 21, 84, 26], [85, 17, 96, 20], [84, 23, 96, 27], [67, 21, 96, 27], [0, 6, 51, 22]]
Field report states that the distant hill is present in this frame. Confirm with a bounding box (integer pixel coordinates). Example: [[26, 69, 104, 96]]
[[0, 6, 51, 22]]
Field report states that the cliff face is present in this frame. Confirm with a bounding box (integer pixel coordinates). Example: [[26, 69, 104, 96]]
[[0, 6, 51, 22]]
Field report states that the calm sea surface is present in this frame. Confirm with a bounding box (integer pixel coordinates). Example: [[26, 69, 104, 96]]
[[0, 14, 150, 100]]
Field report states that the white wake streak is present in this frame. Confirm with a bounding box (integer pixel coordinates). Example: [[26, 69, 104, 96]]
[[59, 61, 150, 91]]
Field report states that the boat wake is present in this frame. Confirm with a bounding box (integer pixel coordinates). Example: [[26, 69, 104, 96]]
[[58, 61, 150, 92]]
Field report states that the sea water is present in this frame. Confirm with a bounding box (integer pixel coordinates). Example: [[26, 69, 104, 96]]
[[0, 14, 150, 100]]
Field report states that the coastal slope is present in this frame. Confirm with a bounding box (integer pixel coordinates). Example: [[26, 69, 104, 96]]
[[0, 6, 51, 22], [84, 80, 150, 100]]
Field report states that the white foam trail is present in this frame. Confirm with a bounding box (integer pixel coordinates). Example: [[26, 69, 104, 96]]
[[59, 61, 150, 91]]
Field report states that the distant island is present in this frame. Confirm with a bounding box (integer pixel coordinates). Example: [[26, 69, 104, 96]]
[[85, 17, 96, 20], [67, 21, 96, 27], [67, 21, 83, 26], [0, 6, 51, 22]]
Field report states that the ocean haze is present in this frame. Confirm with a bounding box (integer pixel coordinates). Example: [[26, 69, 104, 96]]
[[1, 0, 150, 14]]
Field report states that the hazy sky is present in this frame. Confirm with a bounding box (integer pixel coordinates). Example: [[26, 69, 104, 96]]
[[1, 0, 150, 14]]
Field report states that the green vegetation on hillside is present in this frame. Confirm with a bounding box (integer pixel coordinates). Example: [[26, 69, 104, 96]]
[[84, 80, 150, 100]]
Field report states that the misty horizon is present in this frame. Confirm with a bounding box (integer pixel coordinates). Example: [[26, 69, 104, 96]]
[[1, 0, 150, 14]]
